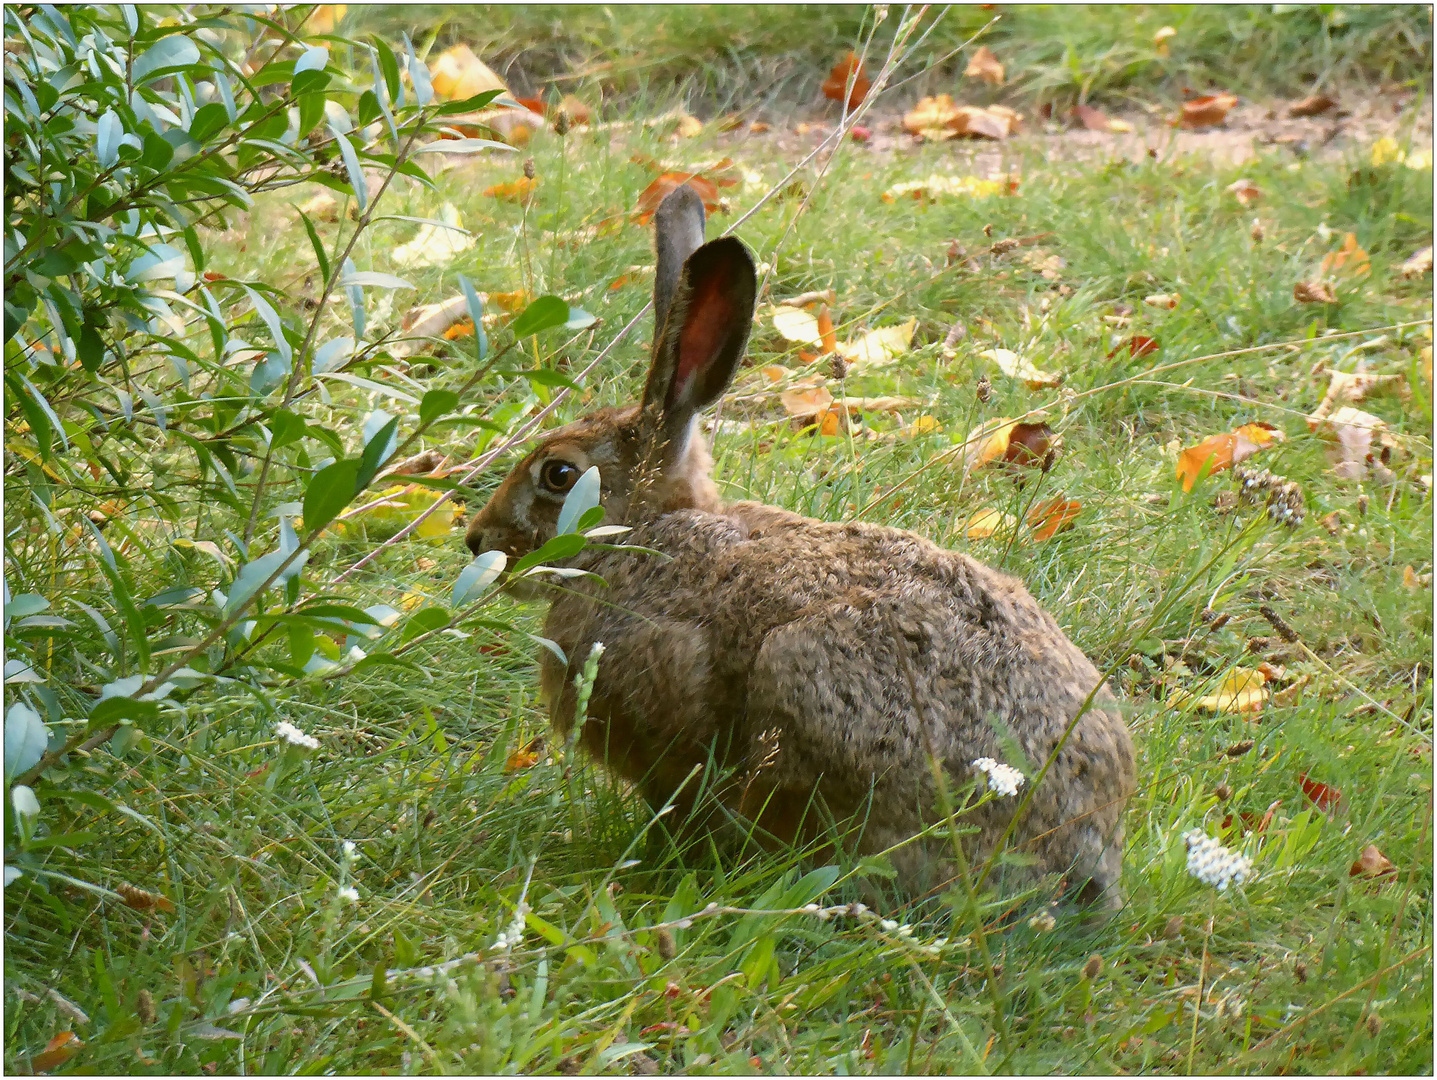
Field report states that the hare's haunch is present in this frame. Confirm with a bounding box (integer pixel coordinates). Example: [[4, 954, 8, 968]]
[[468, 184, 1134, 907]]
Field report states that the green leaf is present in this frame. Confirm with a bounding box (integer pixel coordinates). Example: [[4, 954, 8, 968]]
[[5, 702, 50, 783], [87, 695, 160, 732], [400, 606, 451, 644], [509, 295, 571, 338], [419, 389, 459, 427], [512, 532, 586, 576], [131, 33, 200, 84], [453, 551, 507, 606], [351, 652, 423, 676], [329, 124, 368, 211], [555, 467, 601, 535], [303, 459, 361, 532], [371, 37, 401, 102], [188, 101, 229, 143], [269, 409, 308, 450], [225, 549, 287, 617], [354, 414, 399, 491], [296, 208, 331, 283], [435, 89, 506, 115]]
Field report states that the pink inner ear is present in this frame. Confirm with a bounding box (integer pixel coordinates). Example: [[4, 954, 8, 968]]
[[672, 272, 733, 406]]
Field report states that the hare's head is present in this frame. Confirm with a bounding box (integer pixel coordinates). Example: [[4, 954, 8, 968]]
[[467, 184, 756, 561]]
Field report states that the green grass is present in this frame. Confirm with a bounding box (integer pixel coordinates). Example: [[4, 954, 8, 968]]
[[355, 3, 1432, 113], [5, 15, 1434, 1077]]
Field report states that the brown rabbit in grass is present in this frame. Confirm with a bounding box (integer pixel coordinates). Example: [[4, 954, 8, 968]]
[[467, 184, 1135, 907]]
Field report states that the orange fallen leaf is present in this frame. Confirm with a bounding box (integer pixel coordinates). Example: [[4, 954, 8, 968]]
[[442, 319, 475, 340], [116, 882, 176, 914], [489, 289, 534, 314], [1299, 770, 1342, 812], [1027, 497, 1082, 540], [32, 1032, 83, 1074], [816, 306, 838, 355], [1288, 93, 1337, 118], [779, 383, 834, 418], [1178, 92, 1238, 129], [1318, 232, 1370, 278], [1175, 421, 1284, 491], [1223, 799, 1282, 837], [1108, 335, 1159, 359], [505, 748, 540, 773], [1227, 178, 1261, 206], [634, 163, 738, 224], [822, 52, 870, 109], [1072, 104, 1111, 131], [483, 176, 538, 205], [428, 44, 507, 102], [1349, 843, 1397, 880], [515, 95, 546, 116], [1293, 280, 1337, 304], [305, 4, 347, 35], [750, 120, 771, 134], [964, 45, 1005, 86]]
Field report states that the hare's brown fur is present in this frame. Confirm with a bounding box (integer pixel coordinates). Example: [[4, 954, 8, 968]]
[[468, 185, 1134, 906]]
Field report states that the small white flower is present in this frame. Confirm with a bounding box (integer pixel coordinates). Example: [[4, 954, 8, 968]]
[[337, 886, 359, 903], [343, 840, 359, 862], [972, 757, 1025, 797], [880, 918, 899, 932], [896, 924, 914, 938], [275, 720, 319, 751], [1183, 829, 1254, 890]]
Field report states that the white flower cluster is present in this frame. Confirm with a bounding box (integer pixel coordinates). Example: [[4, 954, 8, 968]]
[[972, 757, 1025, 797], [1183, 828, 1254, 891], [343, 841, 359, 863], [275, 720, 319, 751], [337, 886, 359, 903], [491, 903, 529, 952]]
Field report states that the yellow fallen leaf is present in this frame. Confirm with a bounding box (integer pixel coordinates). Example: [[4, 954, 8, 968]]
[[965, 508, 1016, 539], [429, 44, 507, 102], [1170, 667, 1267, 714], [979, 347, 1063, 390], [1108, 118, 1134, 133], [339, 487, 455, 542], [837, 318, 917, 370], [403, 295, 471, 338], [1144, 292, 1181, 309], [1153, 25, 1177, 56], [881, 174, 1009, 203], [305, 5, 347, 34], [676, 114, 704, 138], [961, 416, 1017, 471], [905, 414, 943, 436], [964, 46, 1005, 86], [772, 305, 823, 344]]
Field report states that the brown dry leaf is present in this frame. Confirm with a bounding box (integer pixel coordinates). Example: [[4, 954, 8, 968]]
[[1293, 280, 1338, 304], [965, 508, 1016, 539], [1153, 25, 1177, 57], [634, 163, 737, 224], [32, 1032, 83, 1074], [428, 44, 507, 102], [1227, 178, 1261, 206], [403, 295, 470, 338], [901, 96, 1015, 141], [1072, 104, 1111, 131], [1027, 497, 1082, 541], [1178, 92, 1239, 129], [979, 347, 1063, 390], [1144, 292, 1181, 309], [962, 417, 1055, 473], [1401, 245, 1433, 278], [1169, 666, 1268, 714], [1349, 843, 1397, 880], [965, 45, 1005, 86], [822, 52, 870, 109], [1308, 370, 1407, 423], [1288, 93, 1337, 118], [1403, 565, 1430, 591], [115, 882, 175, 914], [750, 120, 771, 134], [1309, 405, 1394, 481], [483, 176, 538, 205], [1319, 232, 1371, 278], [1175, 421, 1284, 491], [836, 318, 917, 371]]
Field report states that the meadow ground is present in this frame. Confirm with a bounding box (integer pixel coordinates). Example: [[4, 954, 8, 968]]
[[4, 6, 1433, 1075]]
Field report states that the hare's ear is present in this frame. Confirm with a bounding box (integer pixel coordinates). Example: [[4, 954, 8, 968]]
[[641, 236, 756, 453], [652, 182, 707, 350]]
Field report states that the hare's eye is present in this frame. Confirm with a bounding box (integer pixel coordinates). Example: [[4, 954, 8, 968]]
[[539, 460, 581, 493]]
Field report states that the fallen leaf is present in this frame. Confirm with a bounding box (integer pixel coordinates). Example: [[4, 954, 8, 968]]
[[836, 318, 917, 371], [902, 95, 1016, 141], [1293, 280, 1337, 304], [1144, 292, 1181, 309], [489, 289, 534, 314], [1027, 497, 1082, 540], [428, 44, 507, 102], [779, 383, 834, 418], [1350, 843, 1397, 880], [1108, 335, 1160, 359], [1175, 421, 1284, 490], [403, 295, 471, 339], [822, 52, 870, 110], [1222, 799, 1282, 837], [965, 508, 1016, 539], [675, 114, 704, 138], [115, 882, 175, 913], [1403, 565, 1430, 591], [557, 94, 592, 127], [1108, 118, 1135, 133], [483, 176, 538, 205], [1308, 405, 1395, 481], [962, 417, 1056, 473], [816, 307, 839, 355], [904, 414, 943, 436], [515, 96, 546, 116], [304, 5, 346, 35], [1288, 93, 1337, 118], [881, 173, 1012, 203], [979, 347, 1063, 390], [1178, 92, 1238, 129], [1072, 104, 1111, 131], [1227, 178, 1261, 206], [1308, 370, 1406, 423], [1299, 771, 1342, 812], [1318, 232, 1370, 278], [392, 203, 475, 267], [1370, 136, 1404, 166], [504, 746, 540, 772], [32, 1032, 83, 1074], [750, 120, 771, 133], [964, 45, 1005, 86], [1401, 246, 1433, 278], [772, 306, 823, 345], [1153, 25, 1176, 56], [1169, 666, 1267, 713], [634, 162, 737, 224]]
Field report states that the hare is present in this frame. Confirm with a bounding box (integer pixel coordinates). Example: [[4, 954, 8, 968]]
[[467, 184, 1135, 907]]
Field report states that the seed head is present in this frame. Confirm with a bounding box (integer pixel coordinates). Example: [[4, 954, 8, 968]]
[[976, 374, 992, 403], [655, 927, 677, 960], [523, 157, 536, 180], [1082, 953, 1103, 980]]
